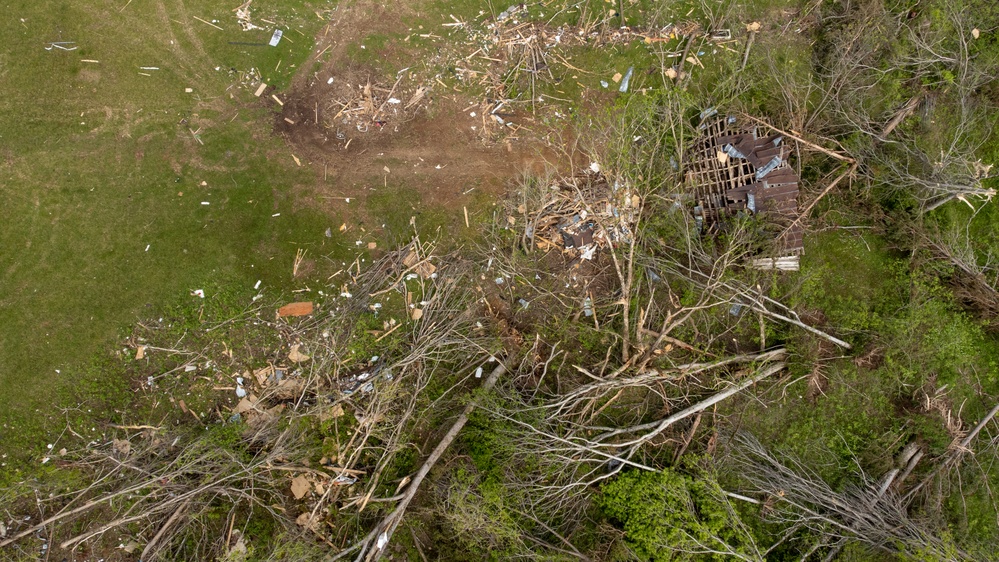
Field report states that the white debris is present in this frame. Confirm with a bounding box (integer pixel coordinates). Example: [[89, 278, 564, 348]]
[[235, 0, 264, 31]]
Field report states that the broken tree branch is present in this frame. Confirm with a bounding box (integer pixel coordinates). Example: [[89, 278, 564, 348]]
[[355, 361, 509, 561], [779, 163, 858, 244], [596, 356, 787, 449], [738, 113, 855, 163]]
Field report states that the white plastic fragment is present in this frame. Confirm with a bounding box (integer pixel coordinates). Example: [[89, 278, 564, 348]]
[[619, 66, 634, 92]]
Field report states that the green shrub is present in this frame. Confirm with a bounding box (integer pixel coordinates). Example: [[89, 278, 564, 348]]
[[600, 467, 759, 561]]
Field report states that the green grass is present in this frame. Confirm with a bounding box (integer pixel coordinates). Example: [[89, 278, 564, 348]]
[[0, 0, 339, 469]]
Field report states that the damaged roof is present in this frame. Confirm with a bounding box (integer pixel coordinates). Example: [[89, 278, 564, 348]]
[[686, 115, 804, 255]]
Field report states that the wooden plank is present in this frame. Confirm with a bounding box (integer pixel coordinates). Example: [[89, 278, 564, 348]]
[[277, 302, 314, 317]]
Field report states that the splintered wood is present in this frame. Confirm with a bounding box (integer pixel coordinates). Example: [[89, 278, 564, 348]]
[[448, 13, 701, 138], [402, 250, 436, 279], [323, 75, 430, 134], [523, 172, 639, 261], [277, 301, 314, 317]]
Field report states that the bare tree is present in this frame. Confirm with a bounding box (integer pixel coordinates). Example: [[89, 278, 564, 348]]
[[730, 432, 969, 561]]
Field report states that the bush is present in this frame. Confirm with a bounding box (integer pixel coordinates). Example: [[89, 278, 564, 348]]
[[600, 467, 760, 561]]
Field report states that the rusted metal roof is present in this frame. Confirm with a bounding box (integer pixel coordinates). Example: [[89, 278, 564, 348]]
[[686, 115, 804, 255]]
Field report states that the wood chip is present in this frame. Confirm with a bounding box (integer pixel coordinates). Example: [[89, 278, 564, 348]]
[[612, 72, 623, 83], [135, 345, 146, 360], [402, 250, 437, 279], [112, 439, 131, 456], [290, 475, 311, 499], [278, 302, 314, 317], [319, 403, 345, 421], [288, 344, 311, 363], [234, 397, 257, 414], [254, 83, 268, 97], [253, 366, 274, 385], [296, 512, 319, 529], [271, 94, 284, 106]]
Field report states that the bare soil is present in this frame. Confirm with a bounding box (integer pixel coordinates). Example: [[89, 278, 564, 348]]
[[265, 0, 560, 218]]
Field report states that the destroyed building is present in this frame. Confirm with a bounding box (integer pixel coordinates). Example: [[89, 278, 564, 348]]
[[687, 114, 803, 270]]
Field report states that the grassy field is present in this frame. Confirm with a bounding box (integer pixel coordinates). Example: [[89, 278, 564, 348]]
[[0, 0, 343, 466]]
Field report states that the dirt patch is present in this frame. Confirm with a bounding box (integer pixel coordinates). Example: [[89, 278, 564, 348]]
[[268, 0, 563, 218]]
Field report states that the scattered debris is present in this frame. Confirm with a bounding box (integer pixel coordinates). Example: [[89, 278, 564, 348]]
[[268, 29, 283, 47], [277, 302, 314, 318], [234, 0, 263, 31], [193, 16, 223, 31], [290, 475, 310, 499], [44, 41, 77, 51], [254, 82, 268, 97], [521, 171, 638, 262], [112, 438, 131, 456], [742, 22, 761, 70], [288, 344, 310, 363], [402, 249, 437, 279], [618, 66, 634, 93], [333, 474, 357, 486]]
